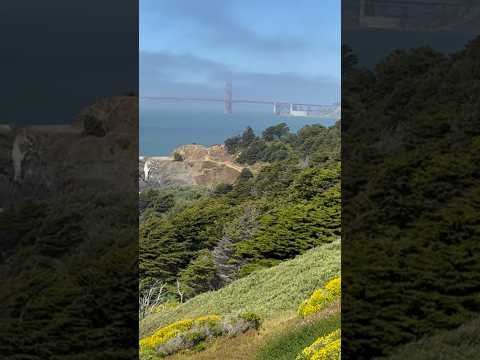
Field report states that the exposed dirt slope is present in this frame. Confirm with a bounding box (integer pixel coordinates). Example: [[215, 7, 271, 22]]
[[140, 144, 244, 190]]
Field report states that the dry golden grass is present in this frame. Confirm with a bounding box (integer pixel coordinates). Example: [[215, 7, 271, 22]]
[[164, 317, 295, 360]]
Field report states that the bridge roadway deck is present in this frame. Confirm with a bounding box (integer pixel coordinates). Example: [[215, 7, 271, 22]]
[[141, 96, 335, 108]]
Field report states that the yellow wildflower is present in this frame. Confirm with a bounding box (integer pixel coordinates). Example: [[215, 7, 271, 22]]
[[324, 277, 341, 298], [298, 277, 341, 317], [311, 339, 341, 360], [139, 315, 221, 350], [297, 329, 341, 360]]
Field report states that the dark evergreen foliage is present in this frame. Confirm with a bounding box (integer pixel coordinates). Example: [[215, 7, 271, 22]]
[[241, 126, 256, 146], [0, 192, 138, 359], [262, 122, 290, 141], [225, 135, 242, 154], [226, 121, 340, 166], [213, 183, 234, 195], [179, 249, 220, 298], [342, 39, 480, 358]]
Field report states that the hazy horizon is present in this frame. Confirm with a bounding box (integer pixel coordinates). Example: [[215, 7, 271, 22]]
[[140, 0, 341, 105]]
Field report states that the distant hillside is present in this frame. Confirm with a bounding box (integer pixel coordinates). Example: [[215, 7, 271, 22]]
[[140, 144, 245, 191], [140, 240, 340, 338]]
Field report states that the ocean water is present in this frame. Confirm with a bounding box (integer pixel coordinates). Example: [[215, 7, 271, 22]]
[[140, 101, 336, 156]]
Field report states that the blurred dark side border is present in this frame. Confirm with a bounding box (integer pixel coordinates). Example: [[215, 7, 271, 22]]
[[0, 1, 139, 359], [342, 0, 480, 359]]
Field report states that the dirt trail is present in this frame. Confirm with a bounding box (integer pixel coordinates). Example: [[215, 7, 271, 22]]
[[204, 155, 244, 172]]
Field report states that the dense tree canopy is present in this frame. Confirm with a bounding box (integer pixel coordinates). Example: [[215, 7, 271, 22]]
[[224, 122, 340, 165], [342, 38, 480, 358], [0, 193, 138, 358]]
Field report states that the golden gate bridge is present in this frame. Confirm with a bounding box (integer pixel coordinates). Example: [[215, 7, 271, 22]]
[[141, 81, 341, 119]]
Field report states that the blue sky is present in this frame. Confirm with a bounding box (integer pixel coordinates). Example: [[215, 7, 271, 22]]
[[140, 0, 340, 104]]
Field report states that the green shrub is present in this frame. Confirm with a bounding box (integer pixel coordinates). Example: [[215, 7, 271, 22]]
[[213, 183, 234, 195], [239, 311, 262, 330], [173, 152, 184, 161]]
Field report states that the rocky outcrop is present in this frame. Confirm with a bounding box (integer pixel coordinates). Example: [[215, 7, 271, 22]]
[[140, 144, 244, 190], [1, 96, 138, 205]]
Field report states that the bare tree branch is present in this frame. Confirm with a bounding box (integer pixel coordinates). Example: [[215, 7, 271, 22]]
[[176, 279, 184, 303], [139, 280, 166, 319]]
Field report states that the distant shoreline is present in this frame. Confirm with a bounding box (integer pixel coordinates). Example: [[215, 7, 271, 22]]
[[140, 107, 336, 156], [139, 155, 172, 160]]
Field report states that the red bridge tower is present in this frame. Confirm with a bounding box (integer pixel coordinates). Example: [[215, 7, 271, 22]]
[[224, 80, 232, 114]]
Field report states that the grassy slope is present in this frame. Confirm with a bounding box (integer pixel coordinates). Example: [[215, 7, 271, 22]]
[[256, 307, 340, 360], [164, 306, 340, 360], [383, 317, 480, 360], [140, 239, 340, 338]]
